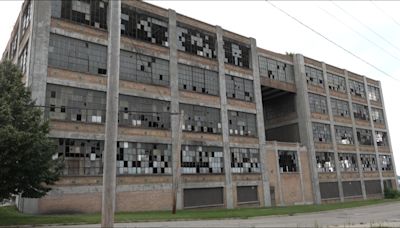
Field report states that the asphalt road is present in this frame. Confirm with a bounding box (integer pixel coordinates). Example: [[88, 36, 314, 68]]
[[54, 201, 400, 228]]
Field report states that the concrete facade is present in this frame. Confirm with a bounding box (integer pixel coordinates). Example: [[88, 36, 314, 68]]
[[2, 0, 397, 214]]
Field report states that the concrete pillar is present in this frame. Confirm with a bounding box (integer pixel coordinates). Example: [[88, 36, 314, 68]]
[[293, 54, 321, 204], [101, 1, 120, 227], [297, 143, 306, 203], [168, 9, 183, 210], [321, 63, 344, 202], [274, 141, 284, 206], [215, 26, 233, 209], [250, 38, 271, 207]]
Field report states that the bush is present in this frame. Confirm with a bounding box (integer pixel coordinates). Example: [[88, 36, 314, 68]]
[[384, 188, 400, 199]]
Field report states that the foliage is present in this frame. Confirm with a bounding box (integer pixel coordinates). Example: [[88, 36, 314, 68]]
[[384, 188, 400, 199], [0, 61, 62, 201]]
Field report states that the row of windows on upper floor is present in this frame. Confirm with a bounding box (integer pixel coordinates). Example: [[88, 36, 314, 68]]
[[45, 84, 258, 137], [54, 138, 260, 175], [308, 93, 385, 124], [305, 66, 381, 102], [312, 122, 389, 147]]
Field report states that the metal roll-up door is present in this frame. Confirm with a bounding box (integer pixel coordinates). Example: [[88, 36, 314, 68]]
[[320, 182, 339, 199], [237, 186, 258, 204], [183, 187, 224, 208]]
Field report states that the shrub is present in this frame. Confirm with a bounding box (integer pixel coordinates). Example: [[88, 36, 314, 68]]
[[384, 188, 400, 199]]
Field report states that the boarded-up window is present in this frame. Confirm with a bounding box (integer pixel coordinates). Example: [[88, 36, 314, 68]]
[[365, 180, 382, 195], [343, 181, 362, 197], [320, 182, 339, 199], [237, 186, 258, 204], [183, 187, 223, 208]]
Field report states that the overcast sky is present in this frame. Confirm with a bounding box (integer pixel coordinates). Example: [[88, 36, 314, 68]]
[[1, 1, 399, 175]]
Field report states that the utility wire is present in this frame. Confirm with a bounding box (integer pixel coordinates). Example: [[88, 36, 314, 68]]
[[370, 0, 400, 29], [266, 0, 399, 82], [332, 1, 400, 55], [317, 4, 400, 64]]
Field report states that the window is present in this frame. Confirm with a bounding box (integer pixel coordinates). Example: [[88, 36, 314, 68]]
[[48, 34, 107, 75], [55, 138, 103, 176], [258, 56, 294, 83], [327, 73, 346, 93], [21, 2, 31, 35], [231, 148, 260, 173], [120, 50, 169, 86], [121, 5, 169, 47], [352, 103, 369, 121], [379, 155, 393, 171], [305, 66, 324, 88], [117, 142, 171, 174], [119, 95, 170, 130], [10, 33, 18, 59], [349, 80, 365, 98], [18, 45, 28, 74], [360, 154, 378, 172], [225, 75, 254, 102], [356, 128, 373, 146], [177, 23, 216, 59], [371, 108, 384, 124], [330, 98, 350, 118], [228, 111, 257, 137], [335, 125, 354, 145], [316, 152, 335, 172], [178, 64, 219, 95], [180, 104, 221, 134], [367, 85, 381, 102], [308, 93, 327, 114], [338, 153, 358, 172], [312, 122, 331, 143], [278, 150, 298, 172], [223, 39, 250, 68], [375, 131, 388, 147], [181, 145, 224, 174]]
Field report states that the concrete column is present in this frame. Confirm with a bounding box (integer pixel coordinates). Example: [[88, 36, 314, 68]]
[[168, 9, 183, 210], [250, 38, 271, 207], [101, 1, 120, 227], [297, 143, 306, 203], [215, 26, 233, 209], [344, 70, 367, 199], [28, 0, 51, 106], [293, 54, 321, 204], [377, 81, 399, 190], [13, 8, 22, 64], [321, 63, 344, 202], [274, 142, 284, 206]]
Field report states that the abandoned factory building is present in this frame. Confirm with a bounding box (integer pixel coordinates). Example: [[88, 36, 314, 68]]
[[2, 0, 398, 214]]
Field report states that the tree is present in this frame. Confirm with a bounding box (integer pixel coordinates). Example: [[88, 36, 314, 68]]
[[0, 61, 61, 201]]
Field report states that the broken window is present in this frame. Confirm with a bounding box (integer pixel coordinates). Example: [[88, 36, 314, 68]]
[[56, 0, 108, 29], [352, 103, 369, 121], [178, 64, 219, 95], [327, 72, 346, 93], [375, 131, 388, 147], [18, 44, 28, 74], [46, 84, 106, 123], [316, 152, 335, 172], [379, 155, 393, 171], [226, 75, 254, 102], [177, 23, 216, 59], [371, 108, 384, 124], [181, 145, 224, 174], [48, 34, 107, 75], [367, 85, 381, 102], [231, 148, 260, 173], [10, 33, 18, 60], [360, 154, 378, 172], [228, 111, 257, 137], [330, 98, 350, 118], [21, 1, 31, 35], [349, 79, 366, 98], [117, 142, 171, 174], [356, 128, 373, 146], [121, 4, 169, 47], [305, 66, 324, 88], [223, 39, 250, 68], [278, 150, 298, 172], [335, 125, 354, 145], [119, 95, 171, 129], [55, 138, 103, 176], [180, 104, 221, 134], [258, 56, 295, 83], [312, 122, 331, 143], [308, 93, 327, 114], [120, 50, 169, 86], [338, 153, 358, 172]]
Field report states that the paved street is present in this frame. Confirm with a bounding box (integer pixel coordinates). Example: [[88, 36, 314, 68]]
[[54, 201, 400, 228]]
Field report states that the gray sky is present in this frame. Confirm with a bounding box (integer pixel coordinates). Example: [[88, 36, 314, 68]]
[[1, 1, 399, 175]]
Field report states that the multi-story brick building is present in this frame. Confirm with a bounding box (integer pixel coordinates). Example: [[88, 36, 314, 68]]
[[2, 0, 397, 214]]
